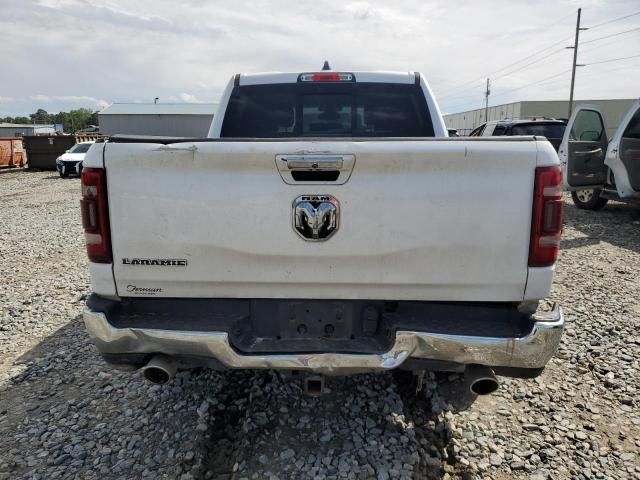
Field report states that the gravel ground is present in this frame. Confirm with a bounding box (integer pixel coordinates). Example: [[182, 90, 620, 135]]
[[1, 170, 639, 480]]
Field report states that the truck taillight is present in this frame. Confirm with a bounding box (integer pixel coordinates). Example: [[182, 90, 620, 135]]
[[80, 168, 112, 263], [529, 166, 563, 267]]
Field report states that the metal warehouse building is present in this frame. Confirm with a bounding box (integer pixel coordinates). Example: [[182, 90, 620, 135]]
[[444, 99, 635, 136], [0, 123, 56, 137], [98, 103, 218, 137]]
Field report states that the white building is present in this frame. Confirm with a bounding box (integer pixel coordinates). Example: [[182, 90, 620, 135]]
[[98, 103, 218, 137], [443, 99, 635, 136]]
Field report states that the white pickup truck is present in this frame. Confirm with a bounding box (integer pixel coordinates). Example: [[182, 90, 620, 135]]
[[81, 69, 564, 395]]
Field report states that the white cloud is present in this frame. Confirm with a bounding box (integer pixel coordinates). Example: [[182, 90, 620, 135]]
[[29, 95, 109, 109], [0, 0, 638, 117], [177, 93, 197, 103], [163, 93, 215, 103], [344, 2, 374, 20]]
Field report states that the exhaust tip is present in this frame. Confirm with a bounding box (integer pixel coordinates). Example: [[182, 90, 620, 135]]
[[465, 364, 499, 396], [141, 355, 177, 385], [143, 367, 171, 385], [469, 377, 499, 395]]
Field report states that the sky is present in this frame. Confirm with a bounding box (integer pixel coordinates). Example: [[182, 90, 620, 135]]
[[1, 0, 639, 118]]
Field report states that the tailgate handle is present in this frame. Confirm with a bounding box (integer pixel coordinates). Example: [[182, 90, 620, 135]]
[[282, 156, 344, 170], [275, 154, 355, 184]]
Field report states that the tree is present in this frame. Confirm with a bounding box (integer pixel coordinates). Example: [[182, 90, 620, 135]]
[[3, 108, 100, 133], [30, 109, 51, 124], [68, 108, 96, 132], [0, 116, 29, 124], [87, 111, 99, 127]]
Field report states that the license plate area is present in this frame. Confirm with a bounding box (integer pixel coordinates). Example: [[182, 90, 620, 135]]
[[281, 301, 351, 339], [229, 300, 394, 354]]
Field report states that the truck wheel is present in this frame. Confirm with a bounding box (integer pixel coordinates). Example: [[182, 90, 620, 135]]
[[571, 189, 608, 210]]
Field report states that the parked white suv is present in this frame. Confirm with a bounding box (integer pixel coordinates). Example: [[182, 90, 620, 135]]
[[559, 99, 640, 209], [80, 69, 564, 394]]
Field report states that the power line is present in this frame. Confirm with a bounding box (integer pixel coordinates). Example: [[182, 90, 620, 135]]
[[492, 48, 567, 81], [442, 73, 572, 113], [543, 13, 576, 30], [569, 59, 640, 82], [581, 26, 640, 45], [486, 54, 640, 103], [567, 10, 640, 115], [570, 59, 640, 81], [538, 59, 640, 100], [440, 49, 570, 104], [438, 82, 491, 101], [442, 68, 586, 113], [436, 10, 640, 100], [579, 32, 639, 54], [438, 44, 570, 101], [585, 10, 640, 29], [490, 70, 571, 99], [442, 97, 489, 114], [489, 37, 572, 77], [584, 54, 640, 66], [441, 9, 640, 115], [440, 92, 486, 103], [435, 34, 572, 97]]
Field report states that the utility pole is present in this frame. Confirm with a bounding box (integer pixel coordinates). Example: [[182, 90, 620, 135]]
[[484, 78, 491, 122], [567, 8, 588, 119]]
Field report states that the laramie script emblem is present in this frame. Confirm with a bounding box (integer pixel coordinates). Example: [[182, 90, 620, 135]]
[[122, 258, 188, 266], [293, 195, 339, 241]]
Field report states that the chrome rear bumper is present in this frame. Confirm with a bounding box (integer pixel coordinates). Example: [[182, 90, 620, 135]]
[[83, 304, 563, 375]]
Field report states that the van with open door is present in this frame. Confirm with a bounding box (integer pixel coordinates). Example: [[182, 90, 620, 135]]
[[559, 99, 640, 209]]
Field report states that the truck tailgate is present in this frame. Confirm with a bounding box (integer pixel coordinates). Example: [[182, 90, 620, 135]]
[[104, 139, 537, 301]]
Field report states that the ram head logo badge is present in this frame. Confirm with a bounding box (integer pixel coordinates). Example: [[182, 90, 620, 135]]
[[293, 195, 339, 241]]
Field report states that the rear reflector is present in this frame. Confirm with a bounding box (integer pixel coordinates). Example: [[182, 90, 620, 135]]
[[80, 168, 112, 263], [299, 72, 354, 82], [529, 166, 563, 267]]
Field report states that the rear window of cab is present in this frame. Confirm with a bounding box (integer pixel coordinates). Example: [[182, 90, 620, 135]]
[[220, 82, 435, 138]]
